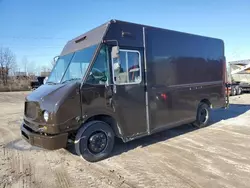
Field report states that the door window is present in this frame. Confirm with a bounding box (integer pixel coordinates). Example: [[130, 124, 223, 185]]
[[112, 50, 141, 85], [86, 45, 110, 85]]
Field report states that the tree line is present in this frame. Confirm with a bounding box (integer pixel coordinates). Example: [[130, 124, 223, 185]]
[[0, 47, 16, 85], [0, 47, 53, 85]]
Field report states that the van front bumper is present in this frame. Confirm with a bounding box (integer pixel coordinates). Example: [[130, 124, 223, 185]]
[[20, 122, 68, 150]]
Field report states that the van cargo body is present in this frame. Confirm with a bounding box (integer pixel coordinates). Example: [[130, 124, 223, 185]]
[[21, 19, 227, 162]]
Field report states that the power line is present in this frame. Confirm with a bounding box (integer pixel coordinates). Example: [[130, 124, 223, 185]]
[[19, 54, 59, 57], [0, 36, 68, 40], [1, 45, 64, 48]]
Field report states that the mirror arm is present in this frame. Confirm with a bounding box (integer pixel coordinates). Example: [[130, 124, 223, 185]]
[[53, 55, 59, 63], [102, 39, 119, 47]]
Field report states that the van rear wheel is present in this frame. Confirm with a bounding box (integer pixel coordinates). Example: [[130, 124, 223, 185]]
[[75, 121, 115, 162], [192, 103, 210, 128]]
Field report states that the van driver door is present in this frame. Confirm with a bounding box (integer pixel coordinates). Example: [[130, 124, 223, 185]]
[[110, 49, 148, 139]]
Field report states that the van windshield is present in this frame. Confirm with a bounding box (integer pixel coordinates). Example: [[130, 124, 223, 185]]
[[46, 44, 98, 84]]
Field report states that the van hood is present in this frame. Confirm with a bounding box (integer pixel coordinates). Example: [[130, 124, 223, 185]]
[[26, 82, 80, 112], [27, 84, 66, 101]]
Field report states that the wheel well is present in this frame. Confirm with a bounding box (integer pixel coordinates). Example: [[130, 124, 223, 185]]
[[85, 115, 121, 138], [200, 99, 211, 108]]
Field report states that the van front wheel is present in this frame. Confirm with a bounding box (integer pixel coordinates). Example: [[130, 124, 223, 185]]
[[75, 121, 115, 162], [192, 103, 210, 128]]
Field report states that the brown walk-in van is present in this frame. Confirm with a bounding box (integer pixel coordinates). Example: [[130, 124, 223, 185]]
[[21, 19, 228, 162]]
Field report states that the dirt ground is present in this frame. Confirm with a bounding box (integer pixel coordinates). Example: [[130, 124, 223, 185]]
[[0, 92, 250, 188]]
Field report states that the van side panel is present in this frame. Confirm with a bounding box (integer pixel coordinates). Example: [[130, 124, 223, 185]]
[[144, 27, 225, 131]]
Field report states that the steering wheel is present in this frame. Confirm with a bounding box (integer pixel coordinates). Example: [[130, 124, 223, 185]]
[[90, 68, 103, 76], [87, 68, 105, 84]]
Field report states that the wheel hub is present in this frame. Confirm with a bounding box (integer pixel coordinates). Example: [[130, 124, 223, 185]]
[[199, 108, 208, 123], [88, 132, 107, 154]]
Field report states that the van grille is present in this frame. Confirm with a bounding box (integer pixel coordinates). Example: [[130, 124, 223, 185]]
[[25, 102, 38, 119]]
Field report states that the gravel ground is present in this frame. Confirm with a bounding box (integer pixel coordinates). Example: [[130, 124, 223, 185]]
[[0, 92, 250, 188]]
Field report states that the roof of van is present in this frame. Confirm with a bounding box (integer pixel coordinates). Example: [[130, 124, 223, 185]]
[[60, 19, 223, 56]]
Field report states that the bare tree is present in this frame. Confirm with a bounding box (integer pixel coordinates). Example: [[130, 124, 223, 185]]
[[22, 56, 28, 76], [0, 47, 16, 85], [41, 65, 48, 73], [20, 57, 37, 76], [34, 65, 41, 76], [27, 61, 36, 76], [40, 65, 51, 76]]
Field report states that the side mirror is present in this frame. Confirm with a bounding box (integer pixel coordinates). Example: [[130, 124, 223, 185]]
[[53, 56, 59, 63], [52, 56, 59, 68], [111, 46, 120, 59], [43, 77, 48, 84]]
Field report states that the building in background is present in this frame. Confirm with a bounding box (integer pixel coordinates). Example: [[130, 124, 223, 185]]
[[228, 59, 250, 83], [40, 71, 50, 77], [226, 59, 250, 95]]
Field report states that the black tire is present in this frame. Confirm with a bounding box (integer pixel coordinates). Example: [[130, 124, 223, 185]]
[[193, 103, 210, 128], [75, 121, 115, 162]]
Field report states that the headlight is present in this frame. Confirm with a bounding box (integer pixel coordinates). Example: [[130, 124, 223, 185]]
[[43, 111, 49, 122]]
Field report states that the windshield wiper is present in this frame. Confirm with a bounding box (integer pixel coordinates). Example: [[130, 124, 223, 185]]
[[61, 78, 81, 84], [46, 81, 57, 85]]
